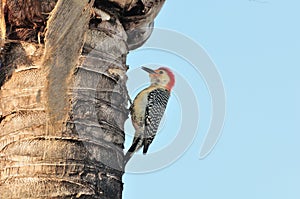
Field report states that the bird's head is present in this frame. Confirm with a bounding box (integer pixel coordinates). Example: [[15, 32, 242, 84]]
[[142, 66, 175, 91]]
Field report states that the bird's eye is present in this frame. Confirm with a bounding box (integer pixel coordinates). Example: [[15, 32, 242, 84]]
[[159, 71, 164, 74]]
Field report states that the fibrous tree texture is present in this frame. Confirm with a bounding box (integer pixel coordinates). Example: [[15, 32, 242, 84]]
[[0, 0, 165, 198]]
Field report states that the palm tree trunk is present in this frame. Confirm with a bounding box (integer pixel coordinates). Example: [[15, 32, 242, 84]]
[[0, 0, 165, 198]]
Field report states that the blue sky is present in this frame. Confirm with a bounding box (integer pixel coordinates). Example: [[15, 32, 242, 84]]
[[124, 1, 300, 198]]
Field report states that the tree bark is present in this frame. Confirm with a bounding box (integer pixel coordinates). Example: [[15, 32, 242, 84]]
[[0, 0, 165, 198]]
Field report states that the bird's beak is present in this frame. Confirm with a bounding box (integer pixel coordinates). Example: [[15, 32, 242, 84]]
[[142, 66, 157, 74]]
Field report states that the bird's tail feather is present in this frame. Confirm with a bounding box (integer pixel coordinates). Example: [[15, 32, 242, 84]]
[[124, 137, 141, 165], [143, 139, 150, 154], [124, 152, 132, 165]]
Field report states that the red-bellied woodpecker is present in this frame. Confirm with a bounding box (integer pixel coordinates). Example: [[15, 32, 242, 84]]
[[125, 66, 175, 164]]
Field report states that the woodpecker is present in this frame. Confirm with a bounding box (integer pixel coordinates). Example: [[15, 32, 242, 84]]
[[125, 66, 175, 164]]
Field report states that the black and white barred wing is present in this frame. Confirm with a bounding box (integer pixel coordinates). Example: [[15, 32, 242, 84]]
[[143, 88, 170, 154]]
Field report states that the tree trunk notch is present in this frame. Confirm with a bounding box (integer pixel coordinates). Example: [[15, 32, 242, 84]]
[[95, 0, 166, 50]]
